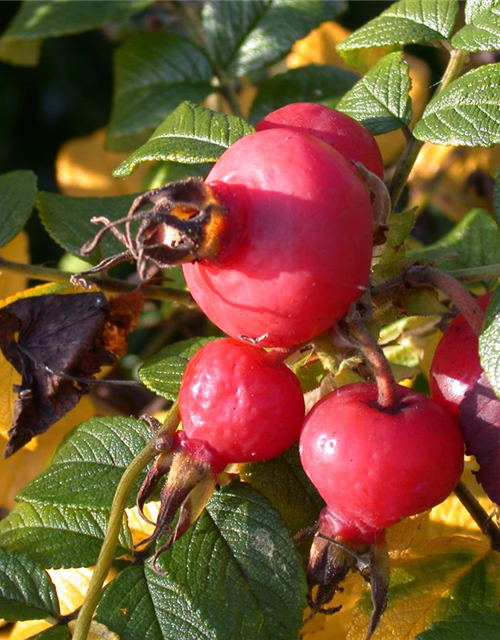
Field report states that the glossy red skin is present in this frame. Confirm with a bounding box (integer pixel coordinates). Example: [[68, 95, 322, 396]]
[[179, 338, 305, 465], [299, 383, 464, 539], [430, 294, 490, 415], [255, 103, 384, 179], [183, 129, 373, 347]]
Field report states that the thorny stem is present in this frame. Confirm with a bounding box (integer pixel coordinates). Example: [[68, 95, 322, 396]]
[[454, 481, 500, 552], [0, 256, 196, 307], [348, 320, 399, 411], [72, 403, 181, 640], [388, 48, 469, 210], [172, 1, 244, 118]]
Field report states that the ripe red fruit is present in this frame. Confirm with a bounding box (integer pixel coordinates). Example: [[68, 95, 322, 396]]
[[179, 338, 305, 466], [183, 128, 373, 347], [430, 294, 489, 415], [255, 102, 384, 179], [299, 382, 464, 543]]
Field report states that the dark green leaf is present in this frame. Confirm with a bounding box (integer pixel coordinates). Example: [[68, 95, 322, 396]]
[[107, 33, 214, 152], [202, 0, 345, 76], [139, 337, 218, 400], [0, 547, 59, 621], [17, 417, 151, 510], [0, 503, 131, 569], [113, 101, 255, 178], [36, 191, 136, 263], [0, 170, 37, 248], [337, 52, 412, 134], [408, 209, 500, 272], [240, 445, 324, 535], [417, 612, 500, 639], [452, 0, 500, 51], [97, 483, 306, 640], [31, 628, 71, 640], [0, 1, 153, 66], [249, 65, 359, 124], [413, 64, 500, 146], [337, 0, 459, 54], [479, 288, 500, 399]]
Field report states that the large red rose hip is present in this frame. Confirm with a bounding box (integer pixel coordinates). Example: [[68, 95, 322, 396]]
[[299, 382, 464, 542], [255, 102, 384, 179], [183, 128, 373, 347]]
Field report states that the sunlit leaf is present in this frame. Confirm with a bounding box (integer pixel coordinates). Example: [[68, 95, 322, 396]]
[[452, 0, 500, 52]]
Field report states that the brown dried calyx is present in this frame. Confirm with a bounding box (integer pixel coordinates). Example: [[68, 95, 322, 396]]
[[70, 178, 228, 287]]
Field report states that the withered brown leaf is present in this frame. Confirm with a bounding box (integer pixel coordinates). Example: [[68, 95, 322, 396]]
[[0, 292, 116, 457]]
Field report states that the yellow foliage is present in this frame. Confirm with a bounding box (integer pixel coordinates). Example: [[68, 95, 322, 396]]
[[68, 620, 120, 639], [126, 501, 160, 546], [0, 232, 29, 300], [410, 143, 500, 221], [56, 128, 148, 197]]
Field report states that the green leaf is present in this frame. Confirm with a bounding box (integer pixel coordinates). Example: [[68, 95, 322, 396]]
[[0, 503, 131, 569], [240, 445, 324, 535], [349, 537, 498, 639], [202, 0, 346, 76], [479, 287, 500, 399], [37, 191, 136, 263], [107, 33, 214, 152], [408, 208, 500, 272], [144, 162, 212, 190], [139, 337, 218, 400], [372, 208, 418, 280], [114, 101, 255, 178], [0, 547, 59, 621], [414, 64, 500, 147], [466, 0, 495, 21], [417, 611, 500, 640], [0, 170, 37, 248], [17, 417, 151, 510], [31, 628, 71, 640], [337, 52, 412, 135], [0, 0, 153, 66], [97, 483, 307, 640], [452, 0, 500, 52], [249, 65, 359, 124], [337, 0, 459, 54]]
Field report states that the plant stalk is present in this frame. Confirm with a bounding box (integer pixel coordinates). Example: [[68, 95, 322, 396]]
[[348, 320, 399, 410], [454, 480, 500, 552], [0, 256, 196, 307], [388, 48, 469, 209], [72, 403, 181, 640]]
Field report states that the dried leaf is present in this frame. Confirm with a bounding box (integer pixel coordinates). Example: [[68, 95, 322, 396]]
[[0, 232, 29, 301], [0, 293, 115, 457]]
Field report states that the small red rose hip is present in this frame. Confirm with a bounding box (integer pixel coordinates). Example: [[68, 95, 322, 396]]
[[179, 338, 305, 465], [137, 338, 305, 567], [255, 102, 384, 179], [430, 293, 489, 415], [300, 382, 464, 541]]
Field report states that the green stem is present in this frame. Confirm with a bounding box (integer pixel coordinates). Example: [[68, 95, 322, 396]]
[[72, 403, 181, 640], [0, 256, 196, 307], [450, 264, 500, 283], [454, 481, 500, 552], [388, 48, 469, 209]]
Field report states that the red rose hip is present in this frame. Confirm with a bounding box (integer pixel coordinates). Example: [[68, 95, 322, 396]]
[[300, 382, 464, 541], [255, 102, 384, 179]]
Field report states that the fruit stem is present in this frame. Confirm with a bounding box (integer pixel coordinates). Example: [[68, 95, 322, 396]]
[[72, 402, 181, 640], [0, 255, 196, 307], [388, 48, 469, 210], [454, 480, 500, 552], [405, 265, 484, 335], [348, 320, 399, 411]]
